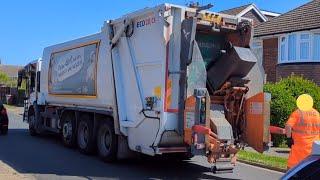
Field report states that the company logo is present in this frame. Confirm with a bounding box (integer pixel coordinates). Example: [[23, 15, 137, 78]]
[[53, 48, 84, 82], [136, 16, 157, 28]]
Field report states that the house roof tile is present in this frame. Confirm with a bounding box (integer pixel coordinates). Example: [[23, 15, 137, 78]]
[[219, 4, 252, 16], [254, 0, 320, 37]]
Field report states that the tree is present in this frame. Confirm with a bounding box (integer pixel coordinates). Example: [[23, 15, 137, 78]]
[[0, 71, 9, 84]]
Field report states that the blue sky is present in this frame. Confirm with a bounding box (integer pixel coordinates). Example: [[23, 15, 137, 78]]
[[0, 0, 310, 66]]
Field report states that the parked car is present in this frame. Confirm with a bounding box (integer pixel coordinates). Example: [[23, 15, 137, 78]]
[[281, 141, 320, 180], [0, 101, 8, 135]]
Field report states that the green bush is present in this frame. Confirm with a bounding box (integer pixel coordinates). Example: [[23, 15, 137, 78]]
[[0, 71, 9, 84], [264, 75, 320, 146], [0, 71, 17, 87]]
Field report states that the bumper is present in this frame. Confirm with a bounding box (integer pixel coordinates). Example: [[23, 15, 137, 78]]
[[0, 116, 9, 128]]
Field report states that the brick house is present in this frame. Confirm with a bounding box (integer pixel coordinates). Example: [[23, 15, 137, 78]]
[[254, 0, 320, 84]]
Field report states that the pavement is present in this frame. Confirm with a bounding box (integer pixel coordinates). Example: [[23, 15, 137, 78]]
[[0, 107, 284, 180], [244, 146, 290, 158]]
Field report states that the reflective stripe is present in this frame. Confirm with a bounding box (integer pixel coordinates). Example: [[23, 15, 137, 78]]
[[298, 110, 305, 125], [297, 122, 320, 127], [166, 79, 172, 108], [292, 129, 320, 135], [297, 109, 320, 126], [292, 109, 320, 135]]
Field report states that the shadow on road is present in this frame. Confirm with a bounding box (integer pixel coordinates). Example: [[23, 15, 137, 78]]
[[0, 129, 238, 180]]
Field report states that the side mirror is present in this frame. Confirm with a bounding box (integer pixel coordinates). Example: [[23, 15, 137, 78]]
[[17, 76, 22, 87], [180, 17, 197, 66], [17, 69, 25, 87], [36, 71, 41, 92], [30, 72, 36, 88]]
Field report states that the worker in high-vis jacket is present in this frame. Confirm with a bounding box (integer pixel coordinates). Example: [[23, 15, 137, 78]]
[[285, 94, 320, 169]]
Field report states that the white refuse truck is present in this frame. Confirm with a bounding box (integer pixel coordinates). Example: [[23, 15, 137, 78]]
[[18, 3, 270, 173]]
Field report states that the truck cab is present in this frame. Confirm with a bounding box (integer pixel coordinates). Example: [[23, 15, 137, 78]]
[[18, 58, 42, 122]]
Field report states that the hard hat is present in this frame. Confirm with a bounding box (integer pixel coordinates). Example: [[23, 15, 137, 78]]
[[296, 94, 313, 111]]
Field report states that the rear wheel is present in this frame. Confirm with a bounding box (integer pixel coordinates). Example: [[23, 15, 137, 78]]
[[97, 120, 117, 162], [77, 114, 95, 154], [61, 113, 77, 148]]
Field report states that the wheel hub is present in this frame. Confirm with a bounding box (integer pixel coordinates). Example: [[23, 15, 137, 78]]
[[103, 129, 111, 151], [79, 124, 89, 147], [63, 121, 72, 139]]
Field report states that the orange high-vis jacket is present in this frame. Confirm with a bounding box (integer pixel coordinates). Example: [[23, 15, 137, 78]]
[[286, 108, 320, 169]]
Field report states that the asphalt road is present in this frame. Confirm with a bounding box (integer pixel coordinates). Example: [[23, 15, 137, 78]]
[[0, 108, 284, 180]]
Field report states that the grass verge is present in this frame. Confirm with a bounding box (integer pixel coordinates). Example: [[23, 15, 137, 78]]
[[237, 150, 287, 171]]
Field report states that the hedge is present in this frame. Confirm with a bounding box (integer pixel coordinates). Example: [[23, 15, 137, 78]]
[[264, 75, 320, 146]]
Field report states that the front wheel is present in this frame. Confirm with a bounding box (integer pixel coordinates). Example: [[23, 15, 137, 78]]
[[97, 120, 117, 162], [0, 126, 8, 135], [28, 114, 37, 136]]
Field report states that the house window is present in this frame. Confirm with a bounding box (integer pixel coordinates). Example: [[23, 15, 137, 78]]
[[280, 37, 286, 62], [288, 34, 297, 61], [278, 31, 320, 63], [300, 34, 310, 60], [313, 34, 320, 60], [252, 40, 263, 48]]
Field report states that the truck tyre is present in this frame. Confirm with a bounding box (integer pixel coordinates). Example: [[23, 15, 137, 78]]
[[61, 113, 77, 148], [0, 127, 8, 135], [77, 114, 95, 154], [97, 120, 117, 162], [28, 109, 37, 136]]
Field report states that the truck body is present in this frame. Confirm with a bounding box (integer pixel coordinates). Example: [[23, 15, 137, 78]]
[[19, 3, 270, 172]]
